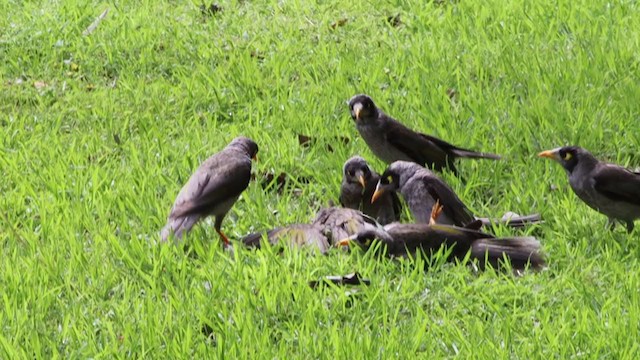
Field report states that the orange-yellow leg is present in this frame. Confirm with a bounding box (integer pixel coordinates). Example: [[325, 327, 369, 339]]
[[429, 199, 444, 225], [216, 228, 231, 246]]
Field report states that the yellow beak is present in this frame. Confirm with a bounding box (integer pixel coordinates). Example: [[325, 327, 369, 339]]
[[352, 103, 363, 121], [371, 187, 384, 204], [357, 175, 366, 188], [537, 150, 558, 160]]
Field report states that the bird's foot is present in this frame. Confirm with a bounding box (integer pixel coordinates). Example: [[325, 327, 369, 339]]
[[626, 221, 635, 234], [429, 199, 444, 225]]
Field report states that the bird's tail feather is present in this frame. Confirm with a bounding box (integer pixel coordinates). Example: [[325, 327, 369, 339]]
[[471, 237, 545, 271], [160, 215, 200, 242], [241, 231, 268, 248], [450, 148, 501, 160], [478, 213, 543, 229]]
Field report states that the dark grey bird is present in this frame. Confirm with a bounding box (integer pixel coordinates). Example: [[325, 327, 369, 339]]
[[347, 94, 500, 175], [242, 207, 382, 253], [539, 146, 640, 232], [372, 161, 542, 229], [339, 156, 402, 225], [161, 136, 258, 244], [338, 203, 545, 271]]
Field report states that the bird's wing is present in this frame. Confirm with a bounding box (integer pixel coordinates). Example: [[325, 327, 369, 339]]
[[170, 155, 251, 218], [423, 177, 476, 225], [390, 191, 403, 220], [382, 117, 449, 167], [592, 165, 640, 205]]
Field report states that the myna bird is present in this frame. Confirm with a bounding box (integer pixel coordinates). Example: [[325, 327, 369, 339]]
[[347, 94, 500, 175], [311, 207, 382, 245], [242, 224, 331, 254], [161, 136, 259, 244], [241, 207, 381, 253], [538, 146, 640, 232], [372, 161, 542, 228], [339, 156, 402, 225], [338, 203, 545, 271]]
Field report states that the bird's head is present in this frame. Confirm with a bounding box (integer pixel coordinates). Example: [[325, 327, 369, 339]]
[[348, 94, 378, 124], [336, 228, 392, 251], [229, 136, 259, 161], [537, 146, 589, 174], [371, 166, 401, 203], [343, 156, 373, 189]]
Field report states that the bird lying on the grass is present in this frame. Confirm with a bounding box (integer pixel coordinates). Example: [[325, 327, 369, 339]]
[[338, 201, 545, 271], [241, 207, 381, 254]]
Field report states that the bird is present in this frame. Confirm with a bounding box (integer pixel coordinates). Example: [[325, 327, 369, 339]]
[[538, 146, 640, 232], [242, 207, 382, 253], [160, 136, 259, 244], [242, 224, 331, 254], [338, 202, 545, 271], [371, 161, 542, 228], [347, 94, 500, 175], [339, 156, 402, 225]]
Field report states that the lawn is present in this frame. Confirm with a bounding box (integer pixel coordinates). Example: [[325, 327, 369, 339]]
[[1, 0, 640, 357]]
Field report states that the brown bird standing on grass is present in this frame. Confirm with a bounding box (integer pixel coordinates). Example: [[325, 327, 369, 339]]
[[338, 202, 545, 271], [339, 156, 402, 225], [347, 94, 501, 175], [538, 146, 640, 232], [161, 136, 258, 244]]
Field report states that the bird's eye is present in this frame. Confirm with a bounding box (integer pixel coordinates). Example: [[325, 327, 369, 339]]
[[563, 152, 572, 161], [386, 175, 393, 183], [347, 170, 355, 177]]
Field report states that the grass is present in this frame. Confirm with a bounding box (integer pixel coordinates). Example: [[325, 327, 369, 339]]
[[1, 0, 640, 357]]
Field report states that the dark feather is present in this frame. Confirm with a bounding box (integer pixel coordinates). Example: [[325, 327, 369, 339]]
[[593, 166, 640, 205]]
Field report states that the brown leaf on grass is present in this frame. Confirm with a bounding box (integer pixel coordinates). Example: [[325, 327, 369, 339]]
[[330, 18, 348, 29], [200, 3, 223, 16], [447, 88, 458, 101], [252, 171, 311, 194], [297, 133, 312, 148], [308, 272, 371, 289], [297, 133, 350, 152], [386, 14, 402, 27]]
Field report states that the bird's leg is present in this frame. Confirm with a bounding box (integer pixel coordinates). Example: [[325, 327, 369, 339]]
[[606, 218, 617, 231], [214, 215, 230, 246], [626, 221, 635, 234], [429, 199, 444, 225]]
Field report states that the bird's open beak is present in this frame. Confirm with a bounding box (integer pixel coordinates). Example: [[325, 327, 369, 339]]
[[371, 183, 384, 204], [537, 149, 558, 161], [252, 154, 258, 161], [357, 175, 366, 188], [337, 238, 351, 247], [352, 103, 363, 121]]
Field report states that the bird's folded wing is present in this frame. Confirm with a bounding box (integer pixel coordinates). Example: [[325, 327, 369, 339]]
[[383, 119, 448, 164], [425, 180, 476, 225], [170, 161, 251, 218], [593, 166, 640, 205]]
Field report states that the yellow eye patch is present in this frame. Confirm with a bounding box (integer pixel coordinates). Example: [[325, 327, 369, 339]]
[[563, 152, 572, 160], [386, 175, 393, 183]]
